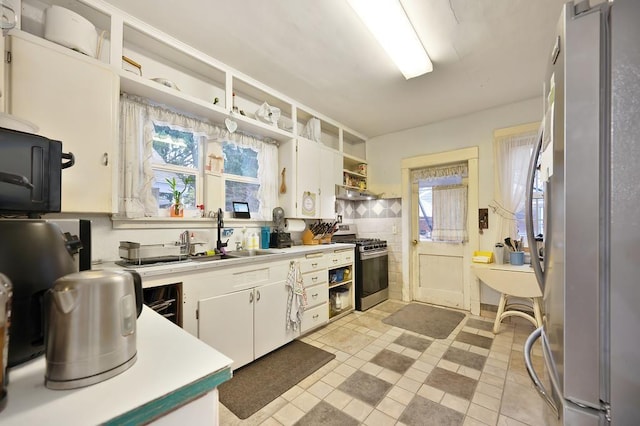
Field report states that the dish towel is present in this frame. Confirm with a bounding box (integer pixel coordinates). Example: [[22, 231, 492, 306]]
[[286, 260, 308, 331]]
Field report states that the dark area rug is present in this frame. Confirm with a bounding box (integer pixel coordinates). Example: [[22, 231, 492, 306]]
[[219, 340, 335, 419], [382, 303, 466, 339]]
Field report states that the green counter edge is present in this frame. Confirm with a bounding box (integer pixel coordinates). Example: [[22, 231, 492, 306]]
[[103, 366, 232, 426]]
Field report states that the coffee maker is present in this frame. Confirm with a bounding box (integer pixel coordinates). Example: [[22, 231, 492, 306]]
[[0, 220, 79, 367], [269, 207, 292, 248]]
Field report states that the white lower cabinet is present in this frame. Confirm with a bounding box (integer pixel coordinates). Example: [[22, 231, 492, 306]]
[[198, 279, 297, 370], [253, 280, 299, 359], [198, 288, 255, 369], [188, 249, 352, 368], [299, 253, 329, 334], [328, 248, 356, 321], [301, 303, 329, 333]]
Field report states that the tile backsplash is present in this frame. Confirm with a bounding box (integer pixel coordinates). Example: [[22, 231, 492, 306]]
[[337, 199, 402, 220]]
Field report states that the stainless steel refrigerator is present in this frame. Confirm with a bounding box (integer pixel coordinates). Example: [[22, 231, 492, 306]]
[[523, 1, 640, 424]]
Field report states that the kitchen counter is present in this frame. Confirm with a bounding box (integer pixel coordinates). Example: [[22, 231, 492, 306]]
[[101, 243, 355, 278], [1, 306, 233, 425]]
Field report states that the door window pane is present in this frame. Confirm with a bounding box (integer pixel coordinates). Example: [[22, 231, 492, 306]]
[[417, 175, 462, 241]]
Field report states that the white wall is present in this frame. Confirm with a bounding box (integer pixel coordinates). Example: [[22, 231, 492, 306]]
[[366, 97, 543, 304]]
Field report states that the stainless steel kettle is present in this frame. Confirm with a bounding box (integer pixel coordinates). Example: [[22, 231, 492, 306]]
[[45, 269, 143, 390]]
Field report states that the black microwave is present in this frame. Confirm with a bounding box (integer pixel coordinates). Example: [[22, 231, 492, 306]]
[[0, 127, 74, 217]]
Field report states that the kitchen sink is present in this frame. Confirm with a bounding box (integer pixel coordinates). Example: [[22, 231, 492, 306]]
[[188, 254, 235, 262], [188, 250, 277, 262], [226, 250, 275, 257]]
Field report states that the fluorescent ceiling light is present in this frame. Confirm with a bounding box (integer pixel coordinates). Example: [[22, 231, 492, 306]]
[[348, 0, 433, 79]]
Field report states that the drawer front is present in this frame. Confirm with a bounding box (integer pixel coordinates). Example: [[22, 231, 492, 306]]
[[303, 269, 327, 287], [305, 282, 328, 308], [299, 254, 327, 274], [339, 249, 354, 265], [301, 303, 328, 333], [329, 249, 354, 267]]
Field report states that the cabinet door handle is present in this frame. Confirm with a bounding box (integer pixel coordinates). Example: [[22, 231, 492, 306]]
[[312, 293, 318, 299], [346, 256, 352, 261], [102, 152, 109, 166], [313, 314, 319, 319], [249, 292, 254, 303], [333, 259, 338, 264], [256, 290, 261, 301], [312, 263, 318, 268], [312, 276, 318, 282]]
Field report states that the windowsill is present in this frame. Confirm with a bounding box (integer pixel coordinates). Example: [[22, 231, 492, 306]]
[[111, 215, 272, 230]]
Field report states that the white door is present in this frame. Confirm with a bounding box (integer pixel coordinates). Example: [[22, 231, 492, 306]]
[[403, 147, 479, 314], [412, 180, 465, 308], [253, 280, 297, 359], [198, 289, 254, 369]]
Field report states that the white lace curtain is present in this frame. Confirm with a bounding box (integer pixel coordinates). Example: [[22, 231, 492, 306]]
[[432, 184, 468, 242], [489, 130, 537, 240], [412, 163, 468, 243], [119, 93, 277, 218], [411, 163, 468, 183]]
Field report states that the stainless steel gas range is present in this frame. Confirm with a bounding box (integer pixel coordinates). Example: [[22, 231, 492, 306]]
[[332, 224, 389, 311]]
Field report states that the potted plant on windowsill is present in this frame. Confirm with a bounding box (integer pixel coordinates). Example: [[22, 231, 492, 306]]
[[166, 176, 194, 217]]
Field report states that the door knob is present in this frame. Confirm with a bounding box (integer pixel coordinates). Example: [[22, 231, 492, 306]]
[[412, 239, 418, 245]]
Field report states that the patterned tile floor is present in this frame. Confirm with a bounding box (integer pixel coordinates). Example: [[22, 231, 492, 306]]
[[219, 300, 554, 426]]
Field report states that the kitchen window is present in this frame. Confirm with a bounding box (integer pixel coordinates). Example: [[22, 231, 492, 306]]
[[151, 124, 201, 213], [515, 170, 544, 239], [118, 94, 278, 219], [222, 142, 260, 213], [490, 124, 541, 244]]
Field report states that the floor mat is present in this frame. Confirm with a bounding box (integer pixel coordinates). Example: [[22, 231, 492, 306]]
[[382, 303, 466, 339], [218, 340, 335, 419]]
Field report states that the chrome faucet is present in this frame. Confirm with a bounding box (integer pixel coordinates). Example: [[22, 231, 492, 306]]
[[180, 230, 191, 256]]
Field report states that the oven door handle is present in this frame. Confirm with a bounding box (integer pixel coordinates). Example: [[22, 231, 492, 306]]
[[359, 250, 388, 260]]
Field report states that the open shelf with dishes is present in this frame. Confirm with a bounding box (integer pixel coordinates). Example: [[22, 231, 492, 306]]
[[14, 0, 369, 153], [295, 107, 340, 151]]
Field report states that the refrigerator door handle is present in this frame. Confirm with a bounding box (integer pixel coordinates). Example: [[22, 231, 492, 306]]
[[524, 327, 559, 418], [526, 125, 545, 293]]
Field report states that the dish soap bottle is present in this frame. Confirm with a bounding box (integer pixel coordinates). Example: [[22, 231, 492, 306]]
[[250, 232, 259, 250]]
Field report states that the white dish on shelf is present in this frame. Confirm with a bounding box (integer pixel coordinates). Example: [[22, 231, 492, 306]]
[[150, 78, 180, 91]]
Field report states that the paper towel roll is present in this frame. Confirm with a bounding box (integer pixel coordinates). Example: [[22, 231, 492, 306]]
[[284, 219, 306, 232]]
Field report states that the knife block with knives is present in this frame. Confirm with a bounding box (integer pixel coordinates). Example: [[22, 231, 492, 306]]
[[302, 221, 337, 245]]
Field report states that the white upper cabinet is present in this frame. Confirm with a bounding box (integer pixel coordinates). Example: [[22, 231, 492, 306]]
[[278, 138, 341, 219], [7, 32, 119, 213], [12, 0, 369, 207], [278, 138, 320, 219], [319, 145, 342, 219]]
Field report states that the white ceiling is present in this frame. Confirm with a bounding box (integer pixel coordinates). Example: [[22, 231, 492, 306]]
[[103, 0, 569, 138]]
